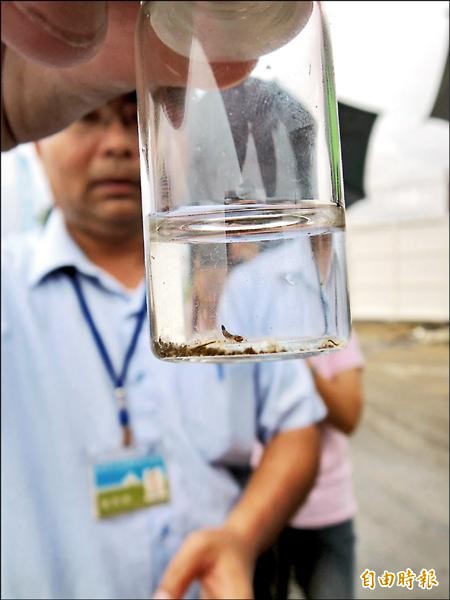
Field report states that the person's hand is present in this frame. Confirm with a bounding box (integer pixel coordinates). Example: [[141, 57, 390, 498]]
[[1, 1, 313, 152], [1, 1, 255, 151], [1, 2, 134, 149], [153, 527, 255, 600]]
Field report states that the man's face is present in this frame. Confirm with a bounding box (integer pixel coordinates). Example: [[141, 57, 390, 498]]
[[36, 94, 141, 241]]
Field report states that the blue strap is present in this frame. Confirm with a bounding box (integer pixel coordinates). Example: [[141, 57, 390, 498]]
[[63, 267, 147, 434]]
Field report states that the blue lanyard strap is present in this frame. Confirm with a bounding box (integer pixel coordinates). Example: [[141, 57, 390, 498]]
[[63, 267, 147, 443]]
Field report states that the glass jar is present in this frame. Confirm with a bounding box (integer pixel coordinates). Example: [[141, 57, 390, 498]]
[[136, 1, 351, 362]]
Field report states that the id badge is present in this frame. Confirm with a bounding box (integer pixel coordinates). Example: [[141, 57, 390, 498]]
[[89, 444, 170, 519]]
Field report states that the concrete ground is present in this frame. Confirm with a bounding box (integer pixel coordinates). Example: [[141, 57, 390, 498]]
[[290, 321, 449, 599]]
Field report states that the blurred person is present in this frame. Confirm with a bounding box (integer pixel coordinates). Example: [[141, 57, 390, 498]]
[[1, 143, 53, 237], [1, 5, 346, 598], [189, 76, 363, 600], [187, 77, 316, 206], [253, 331, 365, 600], [186, 77, 325, 351], [211, 209, 362, 600], [1, 93, 327, 600]]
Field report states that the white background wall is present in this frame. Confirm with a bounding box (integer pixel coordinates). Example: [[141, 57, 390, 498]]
[[347, 216, 449, 322]]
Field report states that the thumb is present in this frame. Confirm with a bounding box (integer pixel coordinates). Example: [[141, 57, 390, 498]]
[[1, 1, 107, 67]]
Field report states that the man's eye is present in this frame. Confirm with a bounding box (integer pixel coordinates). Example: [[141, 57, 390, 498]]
[[124, 114, 138, 128], [80, 112, 101, 124]]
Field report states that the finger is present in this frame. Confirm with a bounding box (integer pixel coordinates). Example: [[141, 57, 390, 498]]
[[1, 1, 107, 67], [156, 534, 207, 600], [210, 60, 257, 90]]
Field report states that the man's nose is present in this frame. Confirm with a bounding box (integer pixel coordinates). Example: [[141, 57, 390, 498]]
[[98, 120, 137, 159]]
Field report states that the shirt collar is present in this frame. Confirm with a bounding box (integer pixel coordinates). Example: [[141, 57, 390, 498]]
[[28, 209, 146, 306]]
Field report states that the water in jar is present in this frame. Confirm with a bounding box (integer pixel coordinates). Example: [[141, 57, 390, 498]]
[[146, 201, 350, 362]]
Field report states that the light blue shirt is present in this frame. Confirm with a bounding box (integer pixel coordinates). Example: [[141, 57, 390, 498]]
[[1, 209, 325, 600]]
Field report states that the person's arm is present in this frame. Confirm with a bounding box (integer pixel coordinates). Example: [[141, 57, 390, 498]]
[[154, 425, 320, 600], [308, 364, 363, 434]]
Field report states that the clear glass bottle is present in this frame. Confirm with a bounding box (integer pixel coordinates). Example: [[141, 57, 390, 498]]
[[136, 1, 351, 362]]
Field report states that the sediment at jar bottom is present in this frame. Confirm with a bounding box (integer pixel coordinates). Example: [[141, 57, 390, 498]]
[[152, 337, 342, 361]]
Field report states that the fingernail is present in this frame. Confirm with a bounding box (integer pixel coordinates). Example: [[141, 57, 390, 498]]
[[153, 590, 173, 600]]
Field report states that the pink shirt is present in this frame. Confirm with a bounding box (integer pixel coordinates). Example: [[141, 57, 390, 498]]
[[252, 332, 365, 529]]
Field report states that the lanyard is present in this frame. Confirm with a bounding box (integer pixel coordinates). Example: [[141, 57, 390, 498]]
[[64, 267, 147, 447]]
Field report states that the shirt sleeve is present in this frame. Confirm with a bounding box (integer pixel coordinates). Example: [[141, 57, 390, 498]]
[[256, 358, 327, 444], [308, 330, 365, 381]]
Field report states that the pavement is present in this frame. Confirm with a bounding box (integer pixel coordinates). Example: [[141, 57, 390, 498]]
[[291, 321, 449, 599]]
